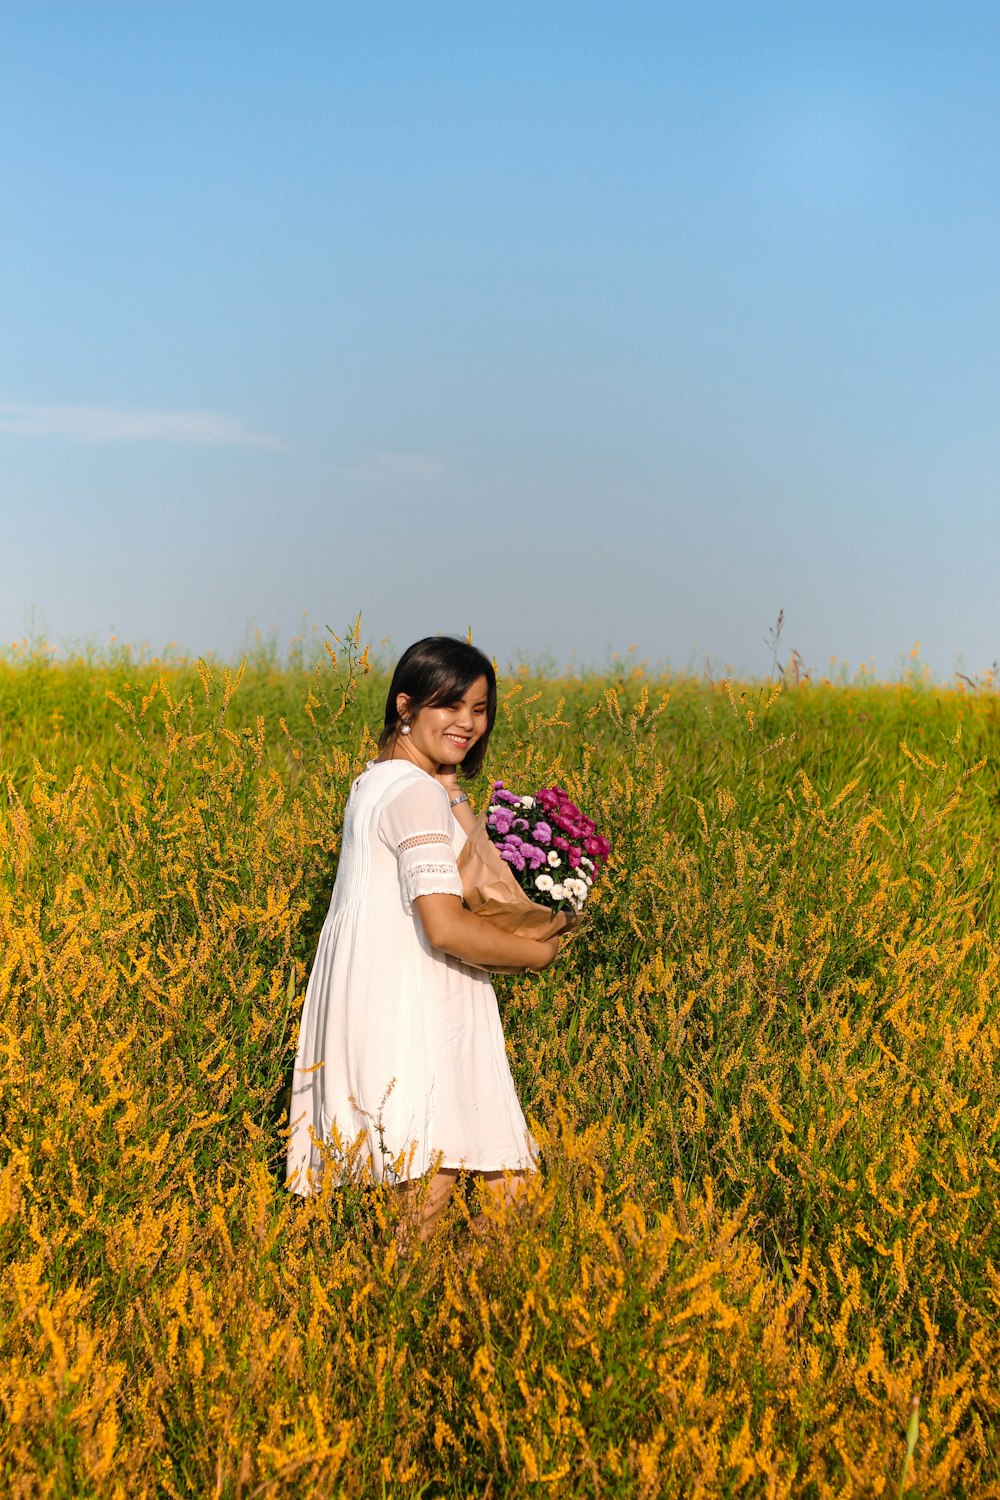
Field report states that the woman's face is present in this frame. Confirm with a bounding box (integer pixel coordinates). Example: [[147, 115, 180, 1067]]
[[398, 674, 490, 772]]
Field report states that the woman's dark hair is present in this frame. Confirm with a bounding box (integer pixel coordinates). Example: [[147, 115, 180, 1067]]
[[379, 636, 497, 779]]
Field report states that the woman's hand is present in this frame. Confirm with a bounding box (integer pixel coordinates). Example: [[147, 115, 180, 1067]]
[[482, 938, 560, 974], [436, 764, 477, 834], [526, 937, 560, 970], [435, 764, 462, 798]]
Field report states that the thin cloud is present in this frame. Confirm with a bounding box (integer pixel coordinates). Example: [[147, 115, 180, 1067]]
[[0, 402, 284, 450], [347, 450, 447, 483]]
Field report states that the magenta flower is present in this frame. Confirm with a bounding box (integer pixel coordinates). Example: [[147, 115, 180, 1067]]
[[582, 833, 611, 866]]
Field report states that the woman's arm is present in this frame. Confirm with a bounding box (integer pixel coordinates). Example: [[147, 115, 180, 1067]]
[[413, 892, 559, 970]]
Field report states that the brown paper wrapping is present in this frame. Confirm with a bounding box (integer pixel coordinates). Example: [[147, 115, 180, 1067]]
[[457, 811, 581, 943]]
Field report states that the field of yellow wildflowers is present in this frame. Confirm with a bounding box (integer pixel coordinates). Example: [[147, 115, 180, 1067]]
[[1, 628, 998, 1497]]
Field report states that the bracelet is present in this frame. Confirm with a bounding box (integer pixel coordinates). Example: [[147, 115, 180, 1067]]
[[449, 793, 469, 807]]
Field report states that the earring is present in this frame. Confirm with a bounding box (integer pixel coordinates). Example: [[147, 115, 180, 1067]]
[[400, 720, 411, 735]]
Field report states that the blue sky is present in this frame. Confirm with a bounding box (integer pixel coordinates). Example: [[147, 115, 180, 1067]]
[[2, 1, 997, 678]]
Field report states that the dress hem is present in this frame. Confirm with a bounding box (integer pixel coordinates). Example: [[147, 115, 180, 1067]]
[[286, 1155, 541, 1196]]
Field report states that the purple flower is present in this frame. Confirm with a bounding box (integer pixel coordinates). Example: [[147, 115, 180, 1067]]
[[533, 821, 552, 845], [490, 809, 515, 835], [491, 785, 522, 807], [512, 817, 529, 831], [500, 846, 526, 872], [523, 843, 548, 870]]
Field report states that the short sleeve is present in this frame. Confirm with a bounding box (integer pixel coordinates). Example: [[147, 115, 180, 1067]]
[[378, 777, 464, 914]]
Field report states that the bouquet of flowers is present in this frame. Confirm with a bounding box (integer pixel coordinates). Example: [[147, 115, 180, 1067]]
[[457, 781, 610, 943]]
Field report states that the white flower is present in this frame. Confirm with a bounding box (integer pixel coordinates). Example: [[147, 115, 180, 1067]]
[[550, 884, 567, 900], [534, 873, 554, 892], [547, 851, 562, 867], [520, 795, 535, 809], [580, 856, 594, 871]]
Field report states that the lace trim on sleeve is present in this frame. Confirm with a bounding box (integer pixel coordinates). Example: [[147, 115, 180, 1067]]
[[394, 831, 463, 912]]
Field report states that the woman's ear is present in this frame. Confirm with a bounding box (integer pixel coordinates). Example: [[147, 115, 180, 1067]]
[[395, 693, 412, 721]]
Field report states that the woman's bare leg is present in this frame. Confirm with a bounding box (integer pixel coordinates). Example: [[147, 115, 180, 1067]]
[[397, 1166, 460, 1250], [474, 1168, 531, 1216], [418, 1166, 460, 1240]]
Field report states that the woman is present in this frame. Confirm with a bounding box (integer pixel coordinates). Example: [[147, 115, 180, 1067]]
[[285, 635, 559, 1243]]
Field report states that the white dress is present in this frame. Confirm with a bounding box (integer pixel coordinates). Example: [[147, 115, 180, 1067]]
[[285, 760, 540, 1195]]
